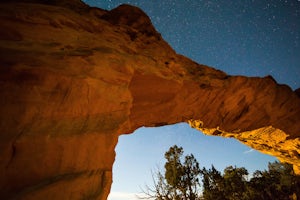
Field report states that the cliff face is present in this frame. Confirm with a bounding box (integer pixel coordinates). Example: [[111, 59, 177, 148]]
[[0, 1, 299, 199]]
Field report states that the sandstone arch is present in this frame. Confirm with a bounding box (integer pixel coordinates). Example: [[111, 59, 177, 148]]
[[0, 1, 299, 199]]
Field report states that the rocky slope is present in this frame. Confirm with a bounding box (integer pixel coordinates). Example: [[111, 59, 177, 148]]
[[0, 1, 299, 199]]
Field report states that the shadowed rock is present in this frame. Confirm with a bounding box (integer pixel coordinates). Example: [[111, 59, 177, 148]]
[[0, 0, 299, 199]]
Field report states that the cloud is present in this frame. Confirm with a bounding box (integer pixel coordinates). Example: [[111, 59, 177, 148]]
[[108, 192, 146, 200], [243, 149, 255, 154]]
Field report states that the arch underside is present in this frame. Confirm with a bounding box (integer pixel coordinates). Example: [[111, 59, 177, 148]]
[[189, 120, 300, 174]]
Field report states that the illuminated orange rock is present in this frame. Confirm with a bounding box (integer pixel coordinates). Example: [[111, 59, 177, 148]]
[[0, 1, 299, 199]]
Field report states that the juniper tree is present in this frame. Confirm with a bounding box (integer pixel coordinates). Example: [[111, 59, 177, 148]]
[[140, 145, 201, 200]]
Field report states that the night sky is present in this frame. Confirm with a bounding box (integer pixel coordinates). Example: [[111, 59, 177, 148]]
[[82, 1, 299, 199], [85, 0, 300, 89]]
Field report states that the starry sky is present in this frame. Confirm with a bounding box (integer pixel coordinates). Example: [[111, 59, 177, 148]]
[[82, 1, 300, 199]]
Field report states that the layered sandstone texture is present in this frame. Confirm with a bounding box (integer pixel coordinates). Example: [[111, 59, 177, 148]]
[[0, 0, 299, 199]]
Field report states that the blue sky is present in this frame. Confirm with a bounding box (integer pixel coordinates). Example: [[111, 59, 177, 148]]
[[82, 1, 300, 199], [109, 124, 277, 200]]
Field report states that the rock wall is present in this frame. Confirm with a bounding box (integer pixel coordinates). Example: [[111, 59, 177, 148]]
[[0, 1, 299, 199]]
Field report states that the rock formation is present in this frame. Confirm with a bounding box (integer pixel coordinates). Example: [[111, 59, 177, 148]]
[[0, 1, 299, 199]]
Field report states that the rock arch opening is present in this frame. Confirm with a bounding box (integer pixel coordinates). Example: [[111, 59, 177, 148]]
[[108, 123, 277, 200], [0, 1, 299, 200]]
